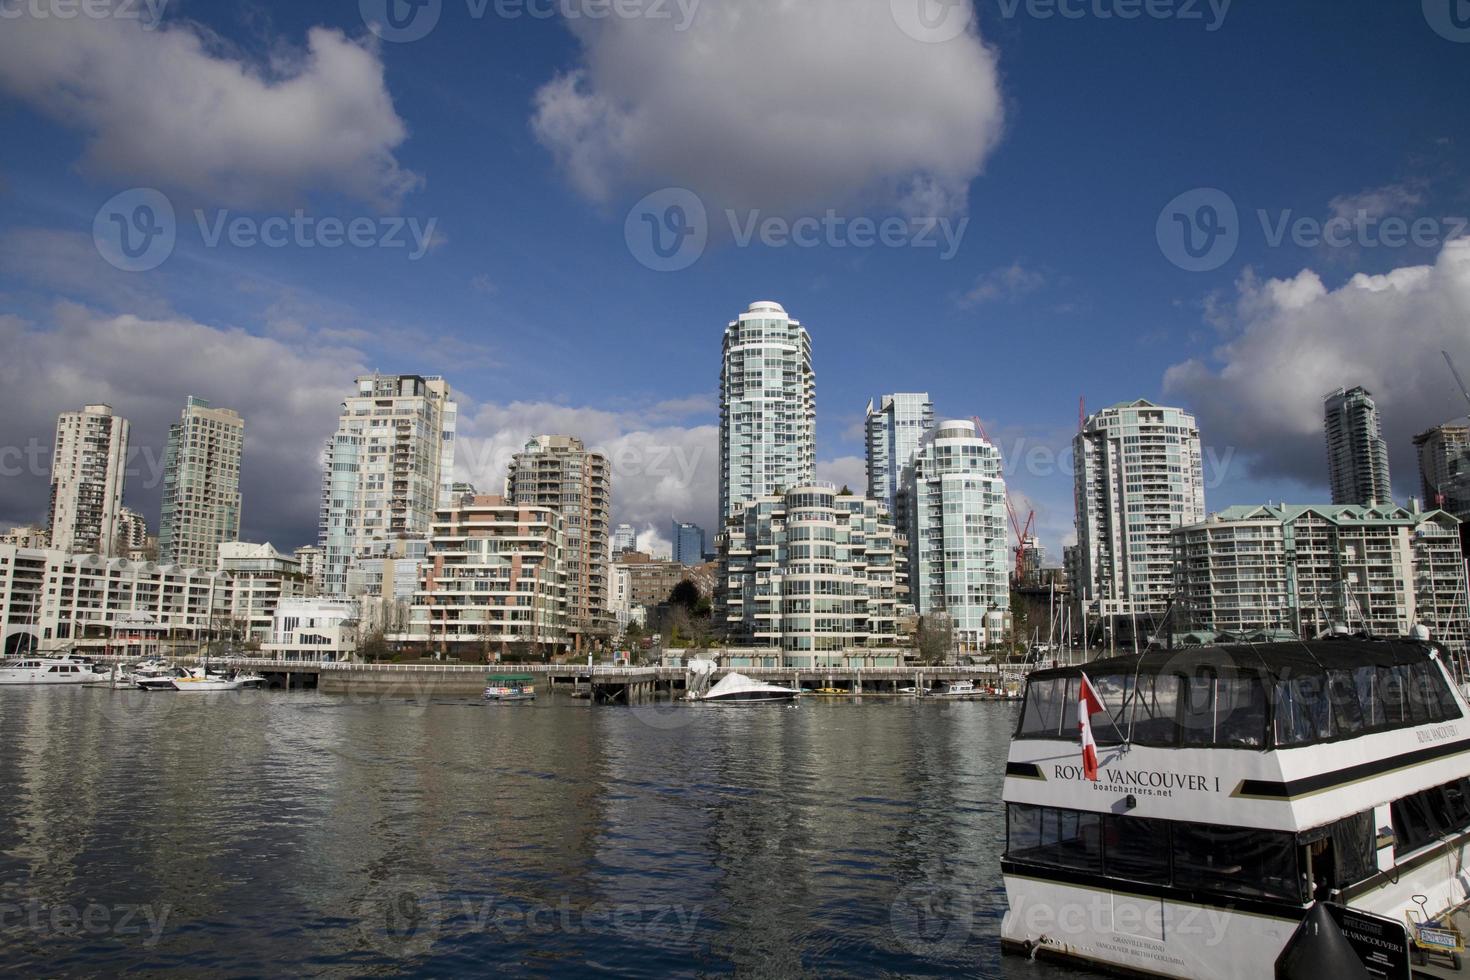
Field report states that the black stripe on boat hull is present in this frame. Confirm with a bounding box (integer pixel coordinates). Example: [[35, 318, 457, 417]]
[[1233, 736, 1470, 800]]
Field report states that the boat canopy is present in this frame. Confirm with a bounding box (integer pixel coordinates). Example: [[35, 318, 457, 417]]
[[1017, 639, 1463, 750], [487, 674, 534, 683]]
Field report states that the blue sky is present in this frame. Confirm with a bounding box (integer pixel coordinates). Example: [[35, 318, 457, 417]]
[[1, 0, 1469, 558]]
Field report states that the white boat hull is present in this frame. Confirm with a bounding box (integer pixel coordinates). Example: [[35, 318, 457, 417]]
[[172, 678, 246, 692]]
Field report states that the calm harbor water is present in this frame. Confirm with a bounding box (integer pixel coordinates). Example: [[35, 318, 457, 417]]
[[0, 687, 1102, 978]]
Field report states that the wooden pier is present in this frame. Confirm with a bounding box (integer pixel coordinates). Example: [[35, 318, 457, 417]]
[[82, 655, 1023, 702]]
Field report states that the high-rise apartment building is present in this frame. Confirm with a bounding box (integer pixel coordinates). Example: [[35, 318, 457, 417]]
[[294, 545, 325, 595], [159, 396, 243, 568], [48, 403, 129, 555], [1414, 422, 1470, 520], [611, 523, 637, 556], [319, 374, 457, 596], [719, 301, 815, 522], [116, 506, 148, 555], [672, 520, 705, 565], [1173, 503, 1469, 652], [507, 435, 611, 649], [1073, 400, 1206, 632], [865, 393, 934, 518], [1324, 385, 1393, 505], [716, 483, 904, 665], [905, 420, 1010, 649]]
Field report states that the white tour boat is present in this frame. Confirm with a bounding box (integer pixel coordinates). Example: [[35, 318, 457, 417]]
[[1001, 636, 1470, 979], [697, 672, 800, 703], [0, 657, 112, 685]]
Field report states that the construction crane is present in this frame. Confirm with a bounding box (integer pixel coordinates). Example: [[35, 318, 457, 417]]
[[1445, 350, 1470, 418], [971, 416, 1037, 582]]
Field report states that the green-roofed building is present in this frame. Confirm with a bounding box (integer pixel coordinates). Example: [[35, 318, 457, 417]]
[[1172, 502, 1469, 651]]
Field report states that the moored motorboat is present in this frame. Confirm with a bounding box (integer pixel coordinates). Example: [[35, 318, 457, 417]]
[[698, 672, 800, 703], [0, 657, 111, 685], [484, 674, 535, 702], [1000, 636, 1470, 979]]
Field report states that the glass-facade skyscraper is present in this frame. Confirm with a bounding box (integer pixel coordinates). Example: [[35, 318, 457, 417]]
[[906, 420, 1010, 649], [319, 374, 457, 596], [865, 392, 934, 518], [1324, 385, 1393, 506], [672, 520, 705, 565], [719, 301, 815, 523], [1073, 399, 1205, 630]]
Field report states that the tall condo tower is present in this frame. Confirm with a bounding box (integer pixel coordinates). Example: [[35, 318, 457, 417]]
[[48, 403, 129, 555], [865, 392, 935, 518], [1414, 423, 1470, 519], [508, 435, 612, 650], [1324, 385, 1393, 506], [906, 420, 1011, 650], [319, 374, 457, 596], [1073, 399, 1205, 632], [719, 301, 815, 522], [159, 396, 243, 567]]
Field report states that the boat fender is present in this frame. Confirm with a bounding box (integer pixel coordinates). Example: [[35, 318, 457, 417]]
[[1274, 903, 1371, 980]]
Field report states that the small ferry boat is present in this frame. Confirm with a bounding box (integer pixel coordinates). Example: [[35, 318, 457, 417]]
[[1000, 636, 1470, 979], [932, 680, 978, 698], [483, 675, 535, 702], [0, 657, 111, 685], [698, 672, 800, 703]]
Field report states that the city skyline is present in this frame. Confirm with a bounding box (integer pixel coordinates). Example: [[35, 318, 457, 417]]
[[1, 4, 1469, 565]]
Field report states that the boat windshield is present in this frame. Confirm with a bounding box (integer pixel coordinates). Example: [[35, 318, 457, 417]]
[[1016, 640, 1462, 750]]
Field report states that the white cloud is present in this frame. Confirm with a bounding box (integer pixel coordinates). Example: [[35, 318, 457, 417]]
[[453, 400, 719, 540], [1163, 237, 1470, 494], [960, 261, 1044, 306], [0, 16, 419, 209], [815, 456, 867, 495], [0, 302, 366, 549], [531, 0, 1004, 217], [1328, 182, 1425, 222]]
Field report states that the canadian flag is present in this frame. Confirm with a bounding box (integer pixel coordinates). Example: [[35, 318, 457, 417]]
[[1078, 672, 1106, 781]]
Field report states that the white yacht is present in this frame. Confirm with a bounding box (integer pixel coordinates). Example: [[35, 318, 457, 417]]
[[697, 672, 800, 703], [1000, 636, 1470, 979], [0, 657, 111, 685], [172, 672, 248, 692]]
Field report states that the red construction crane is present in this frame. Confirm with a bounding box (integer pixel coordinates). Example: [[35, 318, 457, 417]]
[[972, 416, 1037, 581]]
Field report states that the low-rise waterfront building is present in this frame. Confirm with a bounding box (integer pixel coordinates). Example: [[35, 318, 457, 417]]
[[409, 495, 569, 660], [218, 542, 306, 645], [36, 549, 229, 653], [1172, 503, 1470, 651], [260, 598, 358, 662], [716, 483, 905, 666]]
